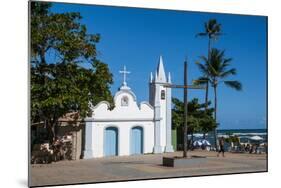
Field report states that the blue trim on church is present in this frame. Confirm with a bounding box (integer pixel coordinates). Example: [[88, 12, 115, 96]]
[[104, 127, 119, 156], [130, 126, 144, 155]]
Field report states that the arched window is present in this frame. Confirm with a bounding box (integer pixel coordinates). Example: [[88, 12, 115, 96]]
[[121, 96, 129, 106]]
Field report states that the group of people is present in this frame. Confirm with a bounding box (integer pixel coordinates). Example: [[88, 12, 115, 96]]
[[238, 143, 267, 154], [215, 137, 267, 157]]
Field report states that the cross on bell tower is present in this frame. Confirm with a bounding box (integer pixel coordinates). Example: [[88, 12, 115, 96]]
[[119, 65, 131, 87]]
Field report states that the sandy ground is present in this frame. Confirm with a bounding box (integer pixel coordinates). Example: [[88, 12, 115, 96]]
[[29, 150, 267, 187]]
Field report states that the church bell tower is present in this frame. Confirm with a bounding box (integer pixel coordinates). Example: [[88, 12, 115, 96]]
[[149, 56, 174, 153]]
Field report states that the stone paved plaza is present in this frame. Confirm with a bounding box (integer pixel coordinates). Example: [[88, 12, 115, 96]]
[[30, 150, 267, 187]]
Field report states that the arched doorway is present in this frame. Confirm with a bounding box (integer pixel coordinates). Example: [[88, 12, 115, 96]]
[[104, 127, 118, 156], [130, 126, 143, 155]]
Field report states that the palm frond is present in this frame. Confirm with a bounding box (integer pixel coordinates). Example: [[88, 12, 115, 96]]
[[199, 56, 208, 63], [196, 33, 208, 37], [213, 24, 221, 33], [208, 49, 232, 76], [220, 58, 233, 72], [223, 58, 233, 65], [220, 68, 237, 78], [224, 81, 242, 91], [205, 19, 222, 38], [206, 50, 219, 76], [196, 62, 209, 75]]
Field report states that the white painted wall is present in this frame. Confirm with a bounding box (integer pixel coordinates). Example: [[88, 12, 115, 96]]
[[159, 85, 167, 152], [84, 87, 156, 158], [89, 121, 154, 158], [92, 91, 154, 120]]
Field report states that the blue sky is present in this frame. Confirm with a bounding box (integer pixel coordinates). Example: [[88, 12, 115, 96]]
[[50, 3, 267, 129]]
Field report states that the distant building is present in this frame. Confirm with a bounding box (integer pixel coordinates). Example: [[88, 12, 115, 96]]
[[31, 112, 84, 160], [83, 56, 174, 158]]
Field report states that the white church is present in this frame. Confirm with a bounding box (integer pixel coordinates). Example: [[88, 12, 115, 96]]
[[83, 56, 174, 158]]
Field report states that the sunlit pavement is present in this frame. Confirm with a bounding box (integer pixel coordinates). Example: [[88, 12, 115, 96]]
[[30, 150, 267, 187]]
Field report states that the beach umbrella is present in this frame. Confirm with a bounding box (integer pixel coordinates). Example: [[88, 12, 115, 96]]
[[260, 142, 266, 146], [249, 136, 263, 141], [201, 139, 211, 146], [193, 133, 204, 138], [193, 140, 203, 147]]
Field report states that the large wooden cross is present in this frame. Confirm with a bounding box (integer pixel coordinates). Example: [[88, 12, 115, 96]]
[[164, 60, 206, 158]]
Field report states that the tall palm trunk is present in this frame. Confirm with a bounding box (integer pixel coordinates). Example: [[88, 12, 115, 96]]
[[203, 81, 209, 141], [208, 36, 211, 59], [213, 84, 218, 150], [205, 37, 211, 113], [204, 38, 210, 143], [204, 82, 209, 110]]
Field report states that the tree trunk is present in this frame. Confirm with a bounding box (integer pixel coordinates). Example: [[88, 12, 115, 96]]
[[191, 132, 194, 150], [205, 82, 209, 109], [46, 119, 56, 144], [205, 37, 211, 108], [202, 38, 210, 145], [213, 84, 218, 150], [39, 48, 46, 64], [208, 38, 211, 60]]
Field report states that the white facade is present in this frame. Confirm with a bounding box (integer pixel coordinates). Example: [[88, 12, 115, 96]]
[[84, 56, 174, 158]]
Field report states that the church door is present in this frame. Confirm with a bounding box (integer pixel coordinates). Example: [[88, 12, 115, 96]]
[[104, 127, 118, 156], [131, 127, 143, 155]]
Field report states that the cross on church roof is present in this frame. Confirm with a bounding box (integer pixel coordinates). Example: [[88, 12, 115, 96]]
[[119, 65, 130, 86]]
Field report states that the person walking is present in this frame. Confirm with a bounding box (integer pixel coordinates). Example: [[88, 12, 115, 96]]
[[217, 137, 225, 157]]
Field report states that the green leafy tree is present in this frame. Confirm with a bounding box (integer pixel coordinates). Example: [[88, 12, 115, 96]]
[[172, 98, 216, 149], [199, 115, 216, 139], [31, 2, 113, 142], [195, 48, 242, 149], [225, 136, 240, 145]]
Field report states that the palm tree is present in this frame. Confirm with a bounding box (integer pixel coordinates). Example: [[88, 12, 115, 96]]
[[197, 19, 222, 58], [196, 19, 223, 110], [196, 48, 242, 149]]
